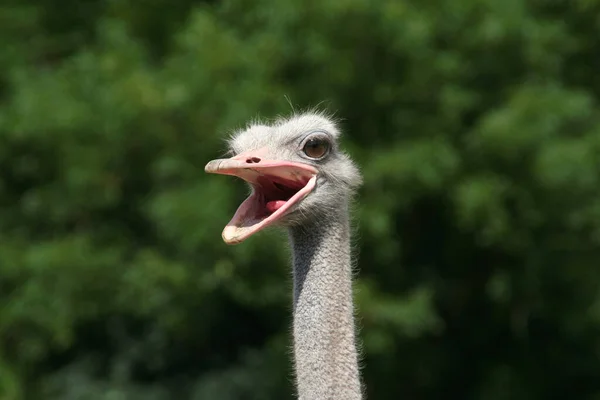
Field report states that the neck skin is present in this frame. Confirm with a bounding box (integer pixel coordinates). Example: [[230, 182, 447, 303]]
[[288, 204, 362, 400]]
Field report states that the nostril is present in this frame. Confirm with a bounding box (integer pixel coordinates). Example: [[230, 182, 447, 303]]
[[246, 157, 261, 164]]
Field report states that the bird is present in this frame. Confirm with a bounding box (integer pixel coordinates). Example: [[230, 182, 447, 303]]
[[205, 112, 363, 400]]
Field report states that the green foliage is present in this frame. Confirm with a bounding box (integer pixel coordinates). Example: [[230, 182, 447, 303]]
[[1, 0, 600, 399]]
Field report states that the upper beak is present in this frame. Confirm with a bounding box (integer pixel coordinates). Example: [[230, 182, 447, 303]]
[[204, 154, 318, 184], [205, 158, 263, 183]]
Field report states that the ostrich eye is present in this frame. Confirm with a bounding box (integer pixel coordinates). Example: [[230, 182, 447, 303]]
[[302, 137, 330, 159]]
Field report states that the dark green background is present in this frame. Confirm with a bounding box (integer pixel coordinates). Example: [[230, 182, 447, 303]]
[[1, 0, 600, 399]]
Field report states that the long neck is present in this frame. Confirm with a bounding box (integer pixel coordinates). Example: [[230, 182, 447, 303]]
[[288, 205, 362, 400]]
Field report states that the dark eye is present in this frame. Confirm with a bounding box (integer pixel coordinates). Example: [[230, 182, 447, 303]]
[[302, 137, 330, 159]]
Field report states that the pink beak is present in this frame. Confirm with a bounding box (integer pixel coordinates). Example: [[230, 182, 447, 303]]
[[205, 152, 318, 244]]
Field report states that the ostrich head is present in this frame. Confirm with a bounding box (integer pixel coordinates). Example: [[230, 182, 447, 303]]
[[205, 113, 362, 244]]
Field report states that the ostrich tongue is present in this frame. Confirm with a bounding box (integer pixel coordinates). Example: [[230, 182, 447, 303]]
[[205, 157, 318, 244]]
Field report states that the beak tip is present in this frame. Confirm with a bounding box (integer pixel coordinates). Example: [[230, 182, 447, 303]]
[[222, 229, 244, 245], [204, 159, 220, 174]]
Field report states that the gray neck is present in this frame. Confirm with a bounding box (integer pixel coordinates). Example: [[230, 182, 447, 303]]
[[288, 205, 362, 400]]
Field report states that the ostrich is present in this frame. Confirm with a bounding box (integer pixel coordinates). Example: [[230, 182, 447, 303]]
[[205, 112, 363, 400]]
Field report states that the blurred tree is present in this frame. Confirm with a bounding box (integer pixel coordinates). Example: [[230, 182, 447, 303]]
[[1, 0, 600, 399]]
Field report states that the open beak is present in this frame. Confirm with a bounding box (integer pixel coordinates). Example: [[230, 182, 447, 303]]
[[205, 153, 318, 244]]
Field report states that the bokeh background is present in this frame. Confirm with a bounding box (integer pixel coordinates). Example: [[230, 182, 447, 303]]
[[2, 0, 600, 399]]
